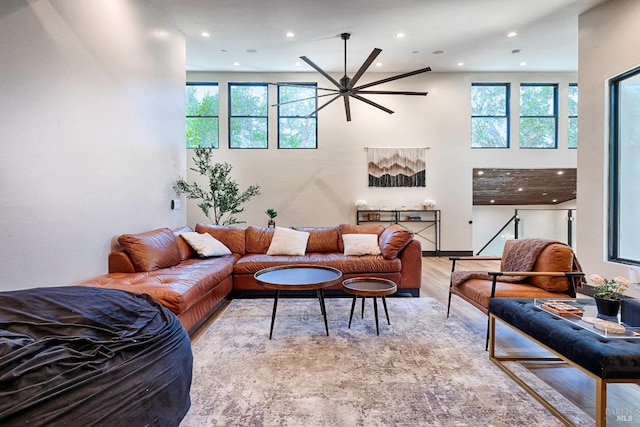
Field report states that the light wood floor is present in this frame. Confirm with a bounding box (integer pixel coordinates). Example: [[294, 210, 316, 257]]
[[422, 256, 640, 426]]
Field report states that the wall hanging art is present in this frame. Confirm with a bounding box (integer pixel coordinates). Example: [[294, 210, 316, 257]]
[[366, 147, 427, 187]]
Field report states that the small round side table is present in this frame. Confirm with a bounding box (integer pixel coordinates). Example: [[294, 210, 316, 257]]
[[342, 277, 397, 335]]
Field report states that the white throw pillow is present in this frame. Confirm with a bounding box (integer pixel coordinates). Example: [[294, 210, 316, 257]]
[[180, 232, 232, 257], [342, 234, 381, 256], [267, 227, 310, 256]]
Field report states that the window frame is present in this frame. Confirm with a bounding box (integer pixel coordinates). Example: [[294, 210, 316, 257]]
[[608, 65, 640, 265], [186, 82, 219, 149], [277, 83, 318, 149], [228, 82, 269, 149], [568, 83, 578, 149], [519, 83, 559, 149], [470, 83, 510, 149]]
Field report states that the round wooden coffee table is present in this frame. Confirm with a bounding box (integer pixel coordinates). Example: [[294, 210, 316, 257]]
[[342, 277, 397, 335], [254, 265, 343, 339]]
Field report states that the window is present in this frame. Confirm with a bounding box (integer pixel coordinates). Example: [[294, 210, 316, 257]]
[[568, 84, 578, 149], [228, 83, 268, 148], [186, 83, 219, 148], [471, 83, 509, 148], [278, 84, 318, 148], [609, 66, 640, 264], [519, 83, 558, 148]]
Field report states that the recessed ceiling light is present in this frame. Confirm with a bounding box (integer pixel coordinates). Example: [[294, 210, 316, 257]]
[[518, 188, 523, 192], [552, 199, 558, 203], [286, 32, 295, 38], [507, 31, 518, 38], [557, 170, 564, 175], [543, 192, 548, 196], [375, 62, 382, 67], [201, 32, 210, 38], [295, 62, 301, 66], [457, 62, 464, 66], [520, 62, 527, 66], [396, 32, 405, 38], [233, 62, 240, 66], [490, 200, 495, 203], [477, 171, 484, 175]]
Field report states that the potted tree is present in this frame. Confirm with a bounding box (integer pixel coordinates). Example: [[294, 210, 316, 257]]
[[265, 209, 278, 228], [174, 147, 260, 225]]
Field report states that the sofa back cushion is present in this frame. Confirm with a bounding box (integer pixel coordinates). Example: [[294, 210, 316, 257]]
[[117, 228, 181, 272], [245, 226, 274, 253], [294, 226, 341, 253], [339, 224, 385, 252], [379, 224, 414, 260], [194, 223, 246, 254], [173, 226, 195, 260]]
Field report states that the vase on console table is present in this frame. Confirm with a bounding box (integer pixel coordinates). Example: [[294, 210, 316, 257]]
[[594, 296, 621, 317]]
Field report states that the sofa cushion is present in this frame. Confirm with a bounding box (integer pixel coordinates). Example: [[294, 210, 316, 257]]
[[342, 234, 381, 256], [530, 243, 574, 292], [245, 226, 275, 253], [294, 226, 341, 253], [267, 227, 310, 256], [195, 223, 246, 254], [173, 226, 194, 260], [379, 224, 414, 260], [117, 228, 181, 272], [181, 232, 232, 257], [339, 224, 385, 252]]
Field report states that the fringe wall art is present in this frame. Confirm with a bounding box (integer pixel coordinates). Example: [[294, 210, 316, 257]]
[[367, 147, 427, 187]]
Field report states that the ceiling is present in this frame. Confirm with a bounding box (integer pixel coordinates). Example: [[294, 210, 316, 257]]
[[473, 168, 577, 205], [147, 0, 607, 73]]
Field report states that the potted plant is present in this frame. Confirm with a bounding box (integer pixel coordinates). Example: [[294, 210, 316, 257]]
[[589, 274, 630, 316], [265, 208, 277, 228], [174, 147, 261, 225]]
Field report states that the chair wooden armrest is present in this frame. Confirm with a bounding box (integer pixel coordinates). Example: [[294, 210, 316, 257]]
[[449, 256, 502, 261], [487, 271, 584, 298]]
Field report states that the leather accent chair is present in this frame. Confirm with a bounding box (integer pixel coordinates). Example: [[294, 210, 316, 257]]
[[447, 239, 585, 349]]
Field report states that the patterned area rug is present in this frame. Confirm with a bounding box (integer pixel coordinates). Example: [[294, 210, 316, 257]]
[[182, 297, 592, 426]]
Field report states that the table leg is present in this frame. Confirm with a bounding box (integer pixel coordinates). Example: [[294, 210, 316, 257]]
[[316, 289, 326, 315], [318, 289, 329, 336], [595, 378, 606, 426], [361, 296, 365, 319], [373, 296, 380, 335], [382, 295, 391, 325], [269, 289, 280, 340], [348, 297, 356, 328]]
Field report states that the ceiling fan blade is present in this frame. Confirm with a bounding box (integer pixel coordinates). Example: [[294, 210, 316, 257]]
[[271, 92, 339, 107], [348, 48, 382, 89], [300, 56, 343, 89], [304, 94, 342, 118], [343, 95, 352, 122], [350, 94, 394, 115], [356, 90, 428, 96], [264, 82, 339, 92], [353, 67, 432, 91]]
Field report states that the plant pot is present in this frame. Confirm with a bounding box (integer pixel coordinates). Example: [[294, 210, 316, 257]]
[[267, 220, 275, 228], [594, 297, 621, 317]]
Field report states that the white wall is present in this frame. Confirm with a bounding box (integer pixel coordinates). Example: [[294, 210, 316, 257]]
[[578, 0, 640, 298], [0, 1, 186, 290], [185, 71, 578, 254]]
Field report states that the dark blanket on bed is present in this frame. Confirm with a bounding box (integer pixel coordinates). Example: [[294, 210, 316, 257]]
[[0, 286, 192, 427]]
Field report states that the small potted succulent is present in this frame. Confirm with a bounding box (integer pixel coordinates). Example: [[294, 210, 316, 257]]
[[265, 208, 278, 228], [589, 274, 630, 316]]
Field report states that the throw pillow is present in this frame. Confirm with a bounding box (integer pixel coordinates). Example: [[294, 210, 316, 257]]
[[379, 224, 414, 259], [117, 228, 181, 272], [266, 227, 310, 256], [342, 233, 381, 256], [180, 231, 232, 257]]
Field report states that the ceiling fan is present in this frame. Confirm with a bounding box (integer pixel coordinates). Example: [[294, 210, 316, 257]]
[[276, 33, 431, 122]]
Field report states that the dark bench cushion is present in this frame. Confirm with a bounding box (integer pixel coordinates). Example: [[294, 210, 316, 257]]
[[489, 298, 640, 380]]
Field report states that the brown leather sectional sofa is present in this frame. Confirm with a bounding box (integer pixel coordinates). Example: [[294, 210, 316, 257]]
[[78, 223, 422, 335]]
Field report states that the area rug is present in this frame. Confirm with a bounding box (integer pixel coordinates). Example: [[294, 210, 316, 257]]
[[181, 297, 592, 426]]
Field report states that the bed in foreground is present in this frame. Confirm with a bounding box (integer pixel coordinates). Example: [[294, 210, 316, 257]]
[[0, 286, 192, 426]]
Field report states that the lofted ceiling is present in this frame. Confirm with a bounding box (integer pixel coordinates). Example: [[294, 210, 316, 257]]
[[473, 168, 577, 205], [147, 0, 607, 73]]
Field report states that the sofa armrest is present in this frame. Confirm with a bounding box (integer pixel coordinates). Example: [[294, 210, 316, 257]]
[[399, 239, 422, 289], [108, 250, 136, 273]]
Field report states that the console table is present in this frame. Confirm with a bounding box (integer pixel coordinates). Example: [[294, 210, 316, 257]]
[[488, 298, 640, 426], [356, 209, 440, 256]]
